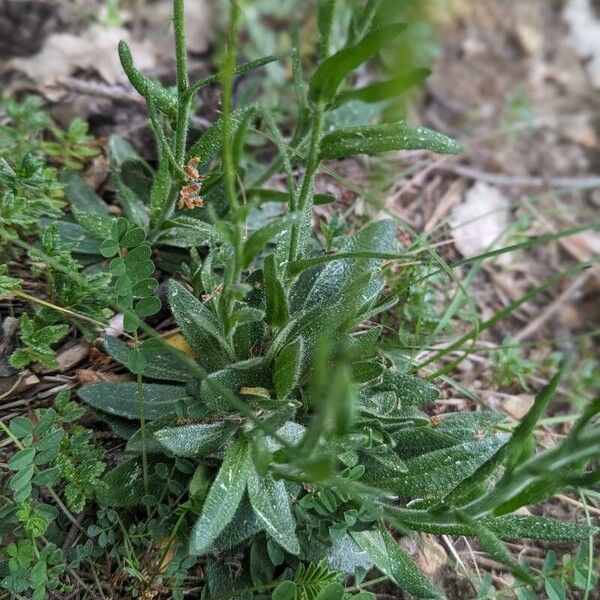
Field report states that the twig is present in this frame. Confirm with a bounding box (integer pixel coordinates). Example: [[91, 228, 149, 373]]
[[513, 272, 590, 341], [557, 493, 600, 516], [437, 163, 600, 189]]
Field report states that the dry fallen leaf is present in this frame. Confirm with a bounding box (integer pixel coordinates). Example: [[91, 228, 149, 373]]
[[417, 534, 447, 577], [449, 181, 511, 263], [504, 394, 535, 420], [563, 0, 600, 88], [9, 25, 157, 98]]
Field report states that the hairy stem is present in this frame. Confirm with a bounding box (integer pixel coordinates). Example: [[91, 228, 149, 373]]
[[287, 106, 324, 268], [173, 0, 191, 165]]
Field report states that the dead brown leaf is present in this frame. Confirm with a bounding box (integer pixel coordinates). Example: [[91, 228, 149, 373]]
[[9, 25, 157, 99]]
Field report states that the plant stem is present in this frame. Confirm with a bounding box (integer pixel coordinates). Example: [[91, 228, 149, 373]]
[[221, 0, 244, 332], [287, 105, 325, 269], [134, 333, 149, 498], [15, 290, 109, 331], [173, 0, 191, 165]]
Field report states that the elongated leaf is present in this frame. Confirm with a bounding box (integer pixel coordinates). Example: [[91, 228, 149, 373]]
[[378, 371, 439, 407], [212, 496, 264, 552], [167, 280, 231, 370], [199, 357, 272, 411], [158, 215, 219, 248], [246, 189, 335, 206], [62, 170, 109, 215], [483, 515, 597, 542], [333, 68, 431, 107], [102, 336, 191, 382], [505, 370, 561, 472], [292, 219, 397, 314], [126, 414, 178, 454], [320, 122, 463, 160], [274, 338, 303, 400], [188, 55, 280, 97], [78, 382, 189, 420], [446, 372, 562, 507], [318, 0, 338, 57], [353, 527, 444, 599], [98, 456, 161, 507], [40, 219, 102, 255], [309, 23, 407, 104], [189, 437, 251, 555], [154, 421, 234, 457], [242, 215, 298, 268], [394, 436, 508, 500], [386, 510, 597, 542], [264, 255, 289, 328], [118, 41, 177, 119], [247, 465, 300, 555], [149, 159, 172, 225], [187, 105, 259, 170], [457, 512, 536, 585]]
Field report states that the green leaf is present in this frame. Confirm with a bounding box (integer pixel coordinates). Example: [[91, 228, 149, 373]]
[[100, 239, 119, 257], [120, 226, 146, 248], [98, 456, 156, 507], [167, 280, 231, 371], [264, 255, 289, 328], [505, 370, 562, 473], [378, 372, 440, 407], [103, 336, 192, 382], [211, 496, 264, 552], [393, 436, 508, 500], [242, 215, 298, 268], [154, 422, 234, 457], [272, 581, 297, 600], [134, 296, 161, 318], [189, 437, 251, 555], [545, 578, 566, 600], [274, 338, 303, 399], [482, 515, 596, 542], [199, 358, 272, 411], [7, 448, 35, 471], [333, 68, 431, 107], [309, 23, 407, 105], [158, 215, 219, 248], [444, 371, 562, 507], [32, 466, 61, 486], [0, 265, 21, 298], [246, 188, 335, 206], [187, 106, 259, 170], [61, 170, 109, 215], [457, 512, 536, 585], [149, 159, 172, 225], [188, 55, 281, 97], [320, 122, 463, 161], [118, 41, 178, 119], [9, 466, 34, 493], [78, 382, 190, 420], [247, 465, 301, 555], [293, 219, 397, 315], [353, 527, 444, 599], [315, 583, 344, 600], [40, 219, 102, 254]]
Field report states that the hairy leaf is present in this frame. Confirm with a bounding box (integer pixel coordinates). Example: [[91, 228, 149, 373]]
[[189, 437, 251, 555], [247, 465, 300, 555], [320, 122, 463, 160], [154, 421, 234, 457], [309, 24, 407, 105], [78, 382, 190, 420], [353, 527, 444, 599]]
